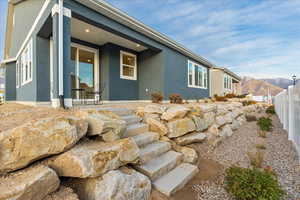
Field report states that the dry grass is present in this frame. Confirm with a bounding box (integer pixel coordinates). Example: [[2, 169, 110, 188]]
[[247, 150, 265, 168], [255, 144, 266, 150], [258, 130, 267, 138]]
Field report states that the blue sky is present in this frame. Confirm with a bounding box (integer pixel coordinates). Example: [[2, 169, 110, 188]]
[[1, 0, 300, 79], [0, 0, 7, 62]]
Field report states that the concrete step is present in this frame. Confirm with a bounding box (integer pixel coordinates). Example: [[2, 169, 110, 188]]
[[153, 163, 199, 197], [139, 141, 171, 164], [132, 132, 160, 147], [94, 107, 134, 116], [122, 115, 141, 125], [135, 151, 183, 181], [123, 123, 149, 137]]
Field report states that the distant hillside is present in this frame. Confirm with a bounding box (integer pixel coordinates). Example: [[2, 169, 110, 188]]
[[241, 77, 283, 96], [260, 78, 295, 89]]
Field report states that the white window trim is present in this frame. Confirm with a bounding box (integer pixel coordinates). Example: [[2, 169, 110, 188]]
[[120, 51, 137, 80], [187, 60, 208, 89], [21, 39, 33, 86], [16, 60, 19, 88], [224, 74, 233, 91]]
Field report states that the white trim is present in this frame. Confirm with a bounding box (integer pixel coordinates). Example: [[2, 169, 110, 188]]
[[58, 0, 63, 96], [71, 42, 100, 93], [20, 39, 33, 86], [64, 98, 73, 107], [120, 51, 137, 80], [51, 4, 72, 18], [50, 39, 54, 101], [187, 60, 208, 89]]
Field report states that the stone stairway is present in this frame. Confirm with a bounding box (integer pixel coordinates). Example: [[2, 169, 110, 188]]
[[96, 107, 199, 197]]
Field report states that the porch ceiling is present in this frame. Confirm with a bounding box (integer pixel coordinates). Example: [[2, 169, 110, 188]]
[[71, 18, 147, 52]]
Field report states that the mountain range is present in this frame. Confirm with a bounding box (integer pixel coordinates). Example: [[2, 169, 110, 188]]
[[241, 77, 284, 96]]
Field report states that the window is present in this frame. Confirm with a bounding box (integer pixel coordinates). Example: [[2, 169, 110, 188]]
[[120, 51, 137, 80], [224, 74, 232, 90], [20, 39, 33, 85], [187, 60, 208, 89], [16, 61, 20, 88]]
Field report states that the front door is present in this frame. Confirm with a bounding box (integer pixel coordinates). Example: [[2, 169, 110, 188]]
[[71, 43, 99, 99]]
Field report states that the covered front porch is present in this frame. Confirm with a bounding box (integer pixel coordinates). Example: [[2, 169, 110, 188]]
[[38, 1, 163, 107]]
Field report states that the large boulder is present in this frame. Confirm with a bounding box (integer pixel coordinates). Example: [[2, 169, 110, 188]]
[[144, 105, 165, 114], [231, 119, 240, 131], [224, 112, 233, 124], [216, 104, 228, 116], [0, 165, 59, 200], [0, 116, 87, 174], [220, 124, 233, 137], [44, 186, 79, 200], [76, 110, 126, 141], [215, 115, 226, 127], [191, 112, 215, 132], [161, 105, 190, 121], [45, 138, 139, 178], [65, 167, 151, 200], [174, 132, 207, 145], [146, 118, 168, 136], [167, 118, 196, 138], [198, 104, 217, 113], [174, 145, 198, 163]]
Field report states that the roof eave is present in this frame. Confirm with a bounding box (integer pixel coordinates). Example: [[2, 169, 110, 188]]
[[75, 0, 214, 68]]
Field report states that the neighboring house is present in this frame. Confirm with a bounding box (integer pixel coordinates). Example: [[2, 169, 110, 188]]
[[0, 0, 216, 107], [210, 67, 241, 96]]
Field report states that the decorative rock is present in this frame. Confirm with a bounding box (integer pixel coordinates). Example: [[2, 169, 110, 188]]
[[207, 124, 219, 136], [146, 118, 168, 136], [144, 105, 165, 114], [65, 167, 151, 200], [167, 118, 196, 138], [45, 138, 139, 178], [143, 113, 161, 122], [174, 132, 207, 145], [224, 112, 233, 124], [161, 105, 190, 121], [0, 116, 87, 174], [76, 110, 126, 141], [220, 124, 233, 137], [198, 104, 217, 113], [174, 145, 198, 163], [136, 107, 145, 118], [187, 105, 204, 117], [44, 186, 79, 200], [216, 115, 226, 127], [192, 112, 215, 132], [231, 119, 240, 131], [0, 165, 60, 200], [216, 105, 228, 116]]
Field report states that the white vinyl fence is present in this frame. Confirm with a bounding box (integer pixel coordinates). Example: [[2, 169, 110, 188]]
[[274, 84, 300, 162]]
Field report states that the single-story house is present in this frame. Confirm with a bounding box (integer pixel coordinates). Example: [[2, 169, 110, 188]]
[[210, 67, 241, 96], [1, 0, 219, 107]]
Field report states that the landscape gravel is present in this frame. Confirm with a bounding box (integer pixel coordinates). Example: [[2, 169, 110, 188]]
[[194, 114, 300, 200]]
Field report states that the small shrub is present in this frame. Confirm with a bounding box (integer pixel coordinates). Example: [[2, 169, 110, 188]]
[[236, 94, 247, 98], [258, 130, 267, 138], [256, 144, 266, 150], [214, 94, 228, 102], [242, 100, 257, 106], [225, 166, 285, 200], [169, 93, 183, 104], [247, 150, 264, 168], [257, 117, 272, 131], [151, 92, 163, 103], [246, 114, 257, 122], [225, 93, 236, 98], [266, 105, 276, 115]]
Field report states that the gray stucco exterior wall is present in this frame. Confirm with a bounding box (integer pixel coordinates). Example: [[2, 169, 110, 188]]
[[164, 48, 210, 100], [101, 43, 139, 100], [138, 50, 164, 100], [5, 62, 16, 101], [36, 36, 50, 102]]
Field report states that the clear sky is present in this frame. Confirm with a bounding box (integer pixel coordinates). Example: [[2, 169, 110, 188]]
[[1, 0, 300, 79], [0, 0, 7, 62]]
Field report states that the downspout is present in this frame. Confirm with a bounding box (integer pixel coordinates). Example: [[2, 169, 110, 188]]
[[58, 0, 65, 108]]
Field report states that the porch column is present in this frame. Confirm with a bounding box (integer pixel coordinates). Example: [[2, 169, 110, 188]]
[[52, 4, 72, 107]]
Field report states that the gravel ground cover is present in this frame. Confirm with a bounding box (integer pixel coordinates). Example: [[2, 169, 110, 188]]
[[192, 114, 300, 200]]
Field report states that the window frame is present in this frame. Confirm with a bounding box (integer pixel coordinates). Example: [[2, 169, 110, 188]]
[[224, 74, 232, 90], [187, 60, 208, 89], [20, 39, 33, 86], [120, 51, 137, 81]]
